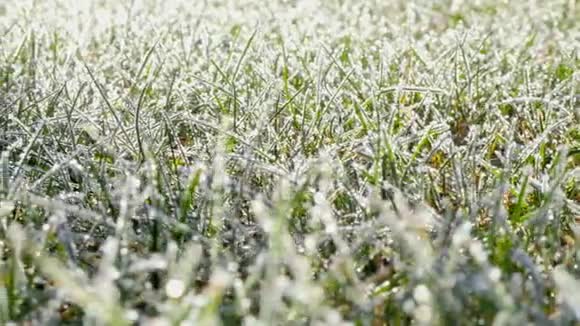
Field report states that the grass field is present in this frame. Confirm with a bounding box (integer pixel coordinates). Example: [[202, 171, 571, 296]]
[[0, 0, 579, 324]]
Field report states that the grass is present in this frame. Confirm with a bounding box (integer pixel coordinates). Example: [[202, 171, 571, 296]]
[[0, 0, 579, 324]]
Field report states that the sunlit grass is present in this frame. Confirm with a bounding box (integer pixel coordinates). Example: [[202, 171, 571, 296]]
[[0, 0, 579, 324]]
